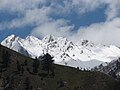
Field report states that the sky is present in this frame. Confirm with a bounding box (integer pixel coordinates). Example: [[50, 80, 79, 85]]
[[0, 0, 120, 46]]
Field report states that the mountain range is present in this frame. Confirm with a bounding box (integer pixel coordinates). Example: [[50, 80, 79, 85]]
[[1, 34, 120, 69], [1, 44, 120, 90], [93, 57, 120, 80]]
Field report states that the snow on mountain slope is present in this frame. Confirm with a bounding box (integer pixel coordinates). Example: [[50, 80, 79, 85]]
[[1, 34, 30, 56], [1, 34, 120, 69], [1, 34, 44, 58], [58, 59, 103, 69], [93, 58, 120, 80]]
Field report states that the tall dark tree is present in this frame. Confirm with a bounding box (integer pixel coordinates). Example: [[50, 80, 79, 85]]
[[0, 45, 1, 61], [0, 44, 1, 51], [1, 76, 10, 89], [8, 77, 15, 90], [2, 51, 11, 68], [24, 60, 28, 66], [24, 77, 30, 90], [32, 57, 40, 73], [16, 61, 21, 73], [42, 53, 54, 75], [21, 65, 24, 74], [57, 79, 65, 87]]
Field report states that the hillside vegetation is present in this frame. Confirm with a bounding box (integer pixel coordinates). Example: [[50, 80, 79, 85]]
[[0, 44, 120, 90]]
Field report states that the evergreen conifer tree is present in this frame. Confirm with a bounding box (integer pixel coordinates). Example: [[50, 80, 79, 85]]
[[42, 53, 54, 75], [2, 51, 11, 68], [32, 57, 40, 73], [16, 61, 21, 73]]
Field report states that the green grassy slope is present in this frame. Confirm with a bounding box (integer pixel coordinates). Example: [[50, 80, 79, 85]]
[[0, 44, 120, 90]]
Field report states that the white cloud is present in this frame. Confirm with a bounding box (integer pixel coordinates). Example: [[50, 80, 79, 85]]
[[0, 7, 51, 30], [71, 0, 104, 13], [31, 19, 74, 38], [0, 0, 119, 19], [10, 7, 51, 27], [0, 0, 120, 46], [0, 0, 45, 12], [31, 17, 120, 46], [71, 0, 120, 20], [74, 18, 120, 46], [105, 0, 120, 20]]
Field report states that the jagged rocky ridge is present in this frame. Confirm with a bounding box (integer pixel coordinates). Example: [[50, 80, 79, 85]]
[[1, 34, 120, 69], [93, 57, 120, 80]]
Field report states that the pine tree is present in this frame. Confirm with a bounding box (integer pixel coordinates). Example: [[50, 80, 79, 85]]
[[21, 65, 24, 74], [8, 77, 15, 90], [24, 77, 30, 90], [32, 57, 40, 73], [42, 53, 54, 75], [2, 51, 11, 68], [0, 44, 1, 51], [16, 61, 21, 73], [1, 76, 10, 89], [24, 60, 28, 66]]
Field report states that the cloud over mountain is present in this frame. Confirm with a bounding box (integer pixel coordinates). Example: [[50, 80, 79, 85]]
[[0, 0, 120, 46]]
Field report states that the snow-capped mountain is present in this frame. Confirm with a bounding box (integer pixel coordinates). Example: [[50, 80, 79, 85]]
[[93, 58, 120, 80], [1, 34, 120, 69]]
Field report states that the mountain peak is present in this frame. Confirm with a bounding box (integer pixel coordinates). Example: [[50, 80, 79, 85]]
[[5, 34, 17, 41], [26, 35, 41, 42], [42, 34, 55, 43], [1, 34, 120, 69], [79, 39, 93, 46], [1, 34, 21, 48], [9, 34, 16, 38], [26, 35, 38, 39]]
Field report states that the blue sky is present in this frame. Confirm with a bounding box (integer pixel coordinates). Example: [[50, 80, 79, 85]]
[[0, 0, 120, 46]]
